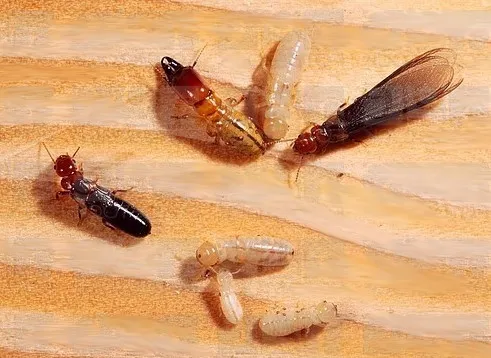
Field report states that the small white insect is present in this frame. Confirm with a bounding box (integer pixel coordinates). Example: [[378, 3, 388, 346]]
[[196, 237, 294, 268], [211, 268, 243, 325], [263, 31, 312, 140], [259, 300, 338, 336]]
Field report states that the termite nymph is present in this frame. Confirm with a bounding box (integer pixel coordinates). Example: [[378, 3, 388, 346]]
[[293, 48, 464, 155], [207, 268, 243, 325], [196, 237, 294, 268], [160, 52, 267, 155], [263, 31, 311, 140], [42, 143, 152, 238], [259, 300, 338, 337]]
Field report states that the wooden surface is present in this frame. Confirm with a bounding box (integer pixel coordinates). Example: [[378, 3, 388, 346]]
[[0, 0, 490, 357]]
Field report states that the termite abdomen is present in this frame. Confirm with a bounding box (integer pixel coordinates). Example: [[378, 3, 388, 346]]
[[72, 178, 151, 238]]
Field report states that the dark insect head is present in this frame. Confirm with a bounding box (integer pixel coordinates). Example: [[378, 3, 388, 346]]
[[160, 56, 184, 84]]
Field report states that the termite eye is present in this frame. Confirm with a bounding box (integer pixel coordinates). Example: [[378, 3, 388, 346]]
[[291, 250, 295, 255], [198, 254, 201, 258]]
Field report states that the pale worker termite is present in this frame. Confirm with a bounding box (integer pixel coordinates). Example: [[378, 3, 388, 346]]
[[206, 268, 243, 325], [263, 31, 312, 140], [196, 237, 294, 268], [259, 300, 338, 336]]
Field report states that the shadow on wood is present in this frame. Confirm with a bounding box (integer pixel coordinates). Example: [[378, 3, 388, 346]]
[[178, 256, 208, 284], [32, 165, 144, 247]]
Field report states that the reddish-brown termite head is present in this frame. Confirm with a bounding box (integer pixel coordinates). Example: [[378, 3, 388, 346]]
[[42, 143, 82, 190], [292, 125, 330, 155]]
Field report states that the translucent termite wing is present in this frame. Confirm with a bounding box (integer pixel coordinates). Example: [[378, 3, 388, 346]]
[[263, 31, 312, 140], [196, 237, 295, 268], [259, 301, 338, 336], [214, 268, 243, 325]]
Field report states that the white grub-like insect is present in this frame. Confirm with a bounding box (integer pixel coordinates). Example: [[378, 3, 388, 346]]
[[208, 268, 243, 325], [263, 31, 312, 140], [259, 300, 338, 337], [196, 237, 294, 268]]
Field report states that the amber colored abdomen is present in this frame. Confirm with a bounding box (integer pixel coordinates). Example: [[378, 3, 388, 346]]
[[172, 67, 211, 106]]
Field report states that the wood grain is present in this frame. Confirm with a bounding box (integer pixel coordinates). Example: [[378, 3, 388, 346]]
[[0, 0, 489, 357]]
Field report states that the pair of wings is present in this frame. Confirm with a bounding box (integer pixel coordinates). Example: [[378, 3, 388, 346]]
[[337, 48, 464, 133]]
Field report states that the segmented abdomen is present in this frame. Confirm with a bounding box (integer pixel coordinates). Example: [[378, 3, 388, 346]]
[[86, 190, 151, 238], [259, 308, 313, 336], [224, 237, 294, 266]]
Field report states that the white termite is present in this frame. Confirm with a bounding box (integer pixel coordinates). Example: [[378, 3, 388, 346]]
[[211, 268, 243, 325], [259, 300, 338, 336], [196, 237, 294, 268], [263, 31, 312, 140]]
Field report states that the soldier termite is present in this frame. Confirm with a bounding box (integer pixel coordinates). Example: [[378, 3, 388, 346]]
[[293, 48, 464, 155], [259, 300, 338, 337], [42, 143, 152, 238], [263, 31, 311, 140], [160, 51, 267, 155], [196, 237, 294, 269], [205, 268, 243, 325]]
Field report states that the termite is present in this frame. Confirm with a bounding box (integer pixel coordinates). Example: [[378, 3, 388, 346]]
[[196, 237, 294, 268], [263, 31, 311, 140], [42, 143, 151, 238], [259, 300, 338, 337], [293, 48, 463, 155], [206, 268, 243, 325], [160, 50, 267, 155]]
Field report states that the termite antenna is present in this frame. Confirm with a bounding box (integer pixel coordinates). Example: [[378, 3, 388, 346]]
[[72, 147, 80, 158], [41, 142, 55, 164], [192, 44, 208, 68], [203, 266, 218, 277], [295, 155, 304, 183], [272, 138, 296, 144]]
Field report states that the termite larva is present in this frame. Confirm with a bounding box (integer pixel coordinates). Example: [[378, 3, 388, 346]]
[[263, 31, 311, 140], [210, 268, 243, 325], [259, 300, 338, 337], [196, 237, 294, 268]]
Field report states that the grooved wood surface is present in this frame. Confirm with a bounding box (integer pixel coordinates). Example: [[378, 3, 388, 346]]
[[0, 0, 490, 357]]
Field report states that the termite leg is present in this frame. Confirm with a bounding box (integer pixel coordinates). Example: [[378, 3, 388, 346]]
[[225, 95, 246, 107], [112, 187, 134, 196], [171, 114, 190, 120], [337, 96, 350, 114], [78, 161, 84, 175], [102, 219, 117, 231], [56, 191, 70, 200], [230, 266, 242, 275], [206, 123, 221, 144], [77, 206, 87, 226]]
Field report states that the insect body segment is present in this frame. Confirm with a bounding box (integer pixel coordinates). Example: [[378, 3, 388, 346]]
[[293, 48, 463, 155], [161, 56, 266, 155], [43, 144, 151, 238], [259, 301, 338, 336], [213, 268, 243, 325], [71, 178, 151, 238], [264, 31, 311, 140], [196, 237, 294, 268]]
